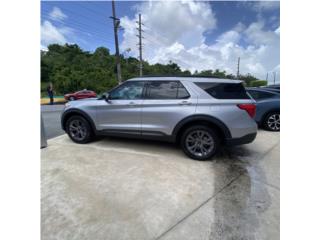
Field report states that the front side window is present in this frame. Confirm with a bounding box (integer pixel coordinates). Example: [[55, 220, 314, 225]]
[[146, 81, 190, 99], [109, 81, 145, 100], [195, 82, 250, 99]]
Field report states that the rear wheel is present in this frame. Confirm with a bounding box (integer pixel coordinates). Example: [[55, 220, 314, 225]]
[[180, 125, 220, 160], [66, 116, 93, 143], [263, 112, 280, 131]]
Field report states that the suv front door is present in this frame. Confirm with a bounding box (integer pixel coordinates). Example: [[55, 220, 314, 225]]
[[96, 81, 145, 133], [141, 80, 197, 136]]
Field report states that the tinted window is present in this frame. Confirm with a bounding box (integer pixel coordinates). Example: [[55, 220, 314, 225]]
[[146, 81, 190, 99], [247, 90, 277, 100], [109, 81, 145, 100], [78, 90, 89, 94], [177, 82, 190, 99], [195, 82, 250, 99]]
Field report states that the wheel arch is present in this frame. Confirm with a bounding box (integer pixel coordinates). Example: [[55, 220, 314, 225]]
[[61, 109, 97, 133], [260, 108, 280, 125], [172, 115, 232, 143]]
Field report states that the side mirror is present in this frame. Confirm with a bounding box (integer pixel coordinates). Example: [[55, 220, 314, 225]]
[[104, 93, 111, 102]]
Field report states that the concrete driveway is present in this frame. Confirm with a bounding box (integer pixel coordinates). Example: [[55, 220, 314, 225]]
[[41, 130, 279, 240]]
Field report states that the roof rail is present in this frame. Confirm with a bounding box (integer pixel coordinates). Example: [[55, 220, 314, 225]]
[[134, 75, 236, 79]]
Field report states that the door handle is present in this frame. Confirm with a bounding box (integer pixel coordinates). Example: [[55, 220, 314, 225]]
[[126, 102, 136, 106], [179, 101, 192, 105]]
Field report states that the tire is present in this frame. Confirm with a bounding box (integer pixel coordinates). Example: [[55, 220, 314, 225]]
[[180, 125, 220, 160], [69, 96, 76, 101], [263, 112, 280, 131], [66, 115, 93, 143]]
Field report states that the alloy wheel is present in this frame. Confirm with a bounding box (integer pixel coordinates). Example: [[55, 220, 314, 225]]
[[185, 130, 215, 158], [68, 119, 87, 141], [267, 113, 280, 131]]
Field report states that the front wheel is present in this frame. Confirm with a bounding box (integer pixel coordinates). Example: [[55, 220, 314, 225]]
[[69, 96, 76, 101], [263, 112, 280, 131], [180, 125, 220, 160], [66, 116, 93, 143]]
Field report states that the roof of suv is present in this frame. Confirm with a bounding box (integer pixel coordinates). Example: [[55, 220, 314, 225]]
[[128, 76, 242, 84]]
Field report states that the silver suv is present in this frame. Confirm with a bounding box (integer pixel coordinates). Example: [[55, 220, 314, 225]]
[[61, 77, 257, 160]]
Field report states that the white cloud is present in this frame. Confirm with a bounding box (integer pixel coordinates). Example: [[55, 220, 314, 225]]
[[120, 1, 216, 52], [247, 1, 280, 12], [41, 20, 70, 46], [49, 7, 67, 22], [41, 44, 48, 51], [120, 0, 280, 81]]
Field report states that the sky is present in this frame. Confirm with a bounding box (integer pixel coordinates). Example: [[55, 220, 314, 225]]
[[41, 1, 280, 83]]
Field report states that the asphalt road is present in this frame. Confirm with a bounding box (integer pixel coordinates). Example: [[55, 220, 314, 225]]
[[41, 105, 65, 139]]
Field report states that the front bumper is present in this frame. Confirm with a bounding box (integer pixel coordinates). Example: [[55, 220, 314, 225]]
[[224, 132, 257, 146]]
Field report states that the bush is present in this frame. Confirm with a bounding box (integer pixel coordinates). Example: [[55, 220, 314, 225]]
[[249, 80, 268, 87]]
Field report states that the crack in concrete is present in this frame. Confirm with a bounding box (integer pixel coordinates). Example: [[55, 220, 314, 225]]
[[154, 173, 243, 240]]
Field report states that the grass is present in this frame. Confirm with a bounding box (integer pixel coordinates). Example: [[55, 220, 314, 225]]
[[41, 96, 66, 105]]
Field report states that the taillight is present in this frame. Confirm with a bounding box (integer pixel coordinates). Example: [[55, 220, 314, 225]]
[[237, 104, 256, 118]]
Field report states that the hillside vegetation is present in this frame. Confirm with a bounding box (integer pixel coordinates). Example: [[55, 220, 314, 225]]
[[41, 43, 266, 96]]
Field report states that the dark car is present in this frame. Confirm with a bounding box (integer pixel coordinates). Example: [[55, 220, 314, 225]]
[[262, 84, 280, 90], [64, 89, 97, 101], [246, 87, 280, 131], [260, 87, 280, 93]]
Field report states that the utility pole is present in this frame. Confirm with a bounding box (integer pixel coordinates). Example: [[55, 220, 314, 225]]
[[273, 72, 276, 85], [266, 72, 269, 84], [111, 0, 122, 84], [136, 14, 143, 76], [237, 57, 240, 78]]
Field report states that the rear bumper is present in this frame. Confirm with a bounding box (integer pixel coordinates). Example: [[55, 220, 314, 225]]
[[224, 132, 257, 146]]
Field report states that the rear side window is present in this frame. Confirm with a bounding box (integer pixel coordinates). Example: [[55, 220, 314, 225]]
[[195, 82, 250, 99], [146, 81, 190, 99], [177, 82, 190, 99], [247, 90, 277, 100]]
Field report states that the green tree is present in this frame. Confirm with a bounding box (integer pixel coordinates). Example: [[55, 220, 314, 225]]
[[41, 43, 264, 96], [248, 80, 268, 87]]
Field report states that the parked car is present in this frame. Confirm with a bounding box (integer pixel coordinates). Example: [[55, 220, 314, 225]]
[[262, 84, 280, 90], [61, 77, 257, 160], [64, 89, 97, 101], [262, 88, 280, 93], [246, 87, 280, 131]]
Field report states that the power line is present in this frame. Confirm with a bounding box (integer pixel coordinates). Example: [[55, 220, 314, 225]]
[[41, 12, 112, 39], [143, 25, 171, 44], [77, 2, 110, 20], [51, 7, 109, 28], [41, 12, 115, 45], [143, 32, 164, 47]]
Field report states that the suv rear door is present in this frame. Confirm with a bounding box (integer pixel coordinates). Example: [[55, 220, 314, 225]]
[[141, 80, 197, 136]]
